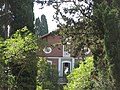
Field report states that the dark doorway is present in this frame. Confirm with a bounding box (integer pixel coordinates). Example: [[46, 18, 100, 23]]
[[63, 62, 70, 77]]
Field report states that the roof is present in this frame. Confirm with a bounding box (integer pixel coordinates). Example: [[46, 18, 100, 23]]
[[40, 33, 51, 38], [40, 30, 60, 38]]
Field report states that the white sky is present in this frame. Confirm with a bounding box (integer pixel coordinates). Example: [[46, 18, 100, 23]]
[[33, 1, 86, 32], [34, 3, 57, 32]]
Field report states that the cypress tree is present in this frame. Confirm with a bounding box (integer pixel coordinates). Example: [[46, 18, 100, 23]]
[[9, 0, 34, 35], [92, 0, 120, 89], [35, 14, 49, 37], [0, 0, 34, 39], [40, 14, 48, 36], [35, 17, 41, 37]]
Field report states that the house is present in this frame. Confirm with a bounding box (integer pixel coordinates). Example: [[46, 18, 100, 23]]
[[40, 32, 91, 84]]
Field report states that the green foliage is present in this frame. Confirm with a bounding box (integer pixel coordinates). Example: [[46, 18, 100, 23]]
[[35, 17, 41, 37], [37, 57, 58, 90], [0, 0, 34, 39], [92, 68, 115, 90], [0, 37, 4, 58], [49, 0, 117, 89], [40, 14, 48, 35], [4, 26, 37, 62], [93, 0, 120, 89], [64, 56, 95, 90], [38, 0, 120, 89], [0, 37, 8, 89], [9, 0, 34, 34], [0, 37, 15, 90], [35, 14, 49, 37], [3, 26, 38, 90], [36, 85, 42, 90]]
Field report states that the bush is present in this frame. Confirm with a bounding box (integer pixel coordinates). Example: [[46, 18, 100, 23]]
[[64, 56, 95, 90], [37, 58, 58, 90]]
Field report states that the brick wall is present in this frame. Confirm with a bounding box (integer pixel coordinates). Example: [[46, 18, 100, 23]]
[[42, 34, 63, 57]]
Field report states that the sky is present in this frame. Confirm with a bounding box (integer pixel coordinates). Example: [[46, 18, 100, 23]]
[[33, 2, 83, 32], [34, 3, 57, 32]]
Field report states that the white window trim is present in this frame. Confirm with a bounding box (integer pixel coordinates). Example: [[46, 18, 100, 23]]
[[43, 47, 52, 54], [58, 58, 61, 76], [47, 60, 52, 64], [72, 58, 75, 69], [63, 45, 70, 57], [63, 45, 64, 56]]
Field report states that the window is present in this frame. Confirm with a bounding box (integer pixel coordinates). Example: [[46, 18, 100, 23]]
[[43, 47, 52, 54]]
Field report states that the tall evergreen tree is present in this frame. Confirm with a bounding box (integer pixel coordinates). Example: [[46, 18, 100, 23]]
[[0, 0, 34, 39], [35, 17, 42, 37], [40, 14, 48, 36], [35, 14, 48, 37], [93, 0, 120, 89], [9, 0, 34, 35]]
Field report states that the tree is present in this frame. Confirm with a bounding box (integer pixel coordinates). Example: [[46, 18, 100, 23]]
[[0, 0, 12, 39], [0, 37, 9, 90], [40, 14, 48, 36], [0, 0, 34, 39], [35, 14, 49, 37], [3, 27, 38, 90], [64, 56, 95, 90], [36, 0, 120, 89], [93, 0, 120, 89], [37, 57, 58, 90], [35, 17, 41, 37], [9, 0, 34, 35], [51, 0, 120, 89]]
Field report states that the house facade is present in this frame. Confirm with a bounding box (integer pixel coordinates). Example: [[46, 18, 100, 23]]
[[41, 33, 75, 78]]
